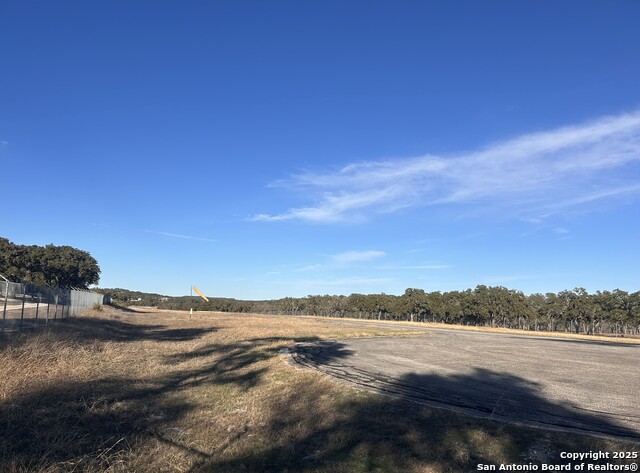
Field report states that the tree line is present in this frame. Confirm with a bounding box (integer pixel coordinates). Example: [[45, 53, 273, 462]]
[[4, 235, 635, 337], [101, 285, 640, 337], [0, 237, 100, 289]]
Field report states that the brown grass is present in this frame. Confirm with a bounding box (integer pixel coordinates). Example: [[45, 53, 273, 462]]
[[291, 314, 640, 344], [0, 307, 637, 472]]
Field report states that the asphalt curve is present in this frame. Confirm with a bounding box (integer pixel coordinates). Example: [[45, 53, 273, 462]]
[[290, 327, 640, 440]]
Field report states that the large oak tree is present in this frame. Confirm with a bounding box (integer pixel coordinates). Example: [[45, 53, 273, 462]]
[[0, 237, 100, 289]]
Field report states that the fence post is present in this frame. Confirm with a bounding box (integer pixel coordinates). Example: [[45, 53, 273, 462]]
[[60, 293, 66, 320], [46, 288, 51, 324], [20, 288, 26, 332], [1, 275, 8, 333], [64, 290, 70, 319], [35, 293, 40, 326]]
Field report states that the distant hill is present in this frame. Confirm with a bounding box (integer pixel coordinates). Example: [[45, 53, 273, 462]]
[[94, 288, 167, 306], [94, 288, 270, 314]]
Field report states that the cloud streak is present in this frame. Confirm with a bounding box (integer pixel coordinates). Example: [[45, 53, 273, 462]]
[[292, 250, 386, 273], [331, 250, 386, 264], [378, 264, 451, 270], [253, 110, 640, 223], [145, 230, 217, 243]]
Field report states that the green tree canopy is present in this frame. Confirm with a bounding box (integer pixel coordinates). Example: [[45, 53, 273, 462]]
[[0, 237, 100, 289]]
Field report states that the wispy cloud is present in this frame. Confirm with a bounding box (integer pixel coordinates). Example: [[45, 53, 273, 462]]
[[293, 264, 324, 272], [378, 264, 451, 270], [0, 140, 8, 147], [331, 250, 386, 264], [145, 230, 216, 243], [292, 250, 386, 272], [253, 110, 640, 223]]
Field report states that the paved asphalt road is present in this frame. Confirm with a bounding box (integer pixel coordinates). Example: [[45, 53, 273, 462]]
[[290, 322, 640, 440]]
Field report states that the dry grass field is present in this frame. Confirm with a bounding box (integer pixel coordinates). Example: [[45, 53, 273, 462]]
[[1, 307, 637, 472], [293, 314, 640, 344]]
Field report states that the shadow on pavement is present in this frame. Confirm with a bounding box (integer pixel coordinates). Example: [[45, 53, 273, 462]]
[[291, 341, 640, 441]]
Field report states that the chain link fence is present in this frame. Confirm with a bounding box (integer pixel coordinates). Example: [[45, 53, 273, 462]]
[[1, 277, 106, 332]]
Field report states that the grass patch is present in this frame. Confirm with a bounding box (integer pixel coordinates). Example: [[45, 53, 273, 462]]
[[0, 307, 636, 472], [292, 314, 640, 344]]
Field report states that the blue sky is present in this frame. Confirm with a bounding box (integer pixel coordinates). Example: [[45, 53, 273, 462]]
[[1, 1, 639, 299]]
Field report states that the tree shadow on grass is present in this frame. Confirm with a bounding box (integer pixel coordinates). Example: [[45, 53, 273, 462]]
[[0, 316, 219, 351], [161, 337, 353, 394], [162, 337, 333, 365], [62, 316, 220, 343], [0, 337, 301, 470], [1, 377, 190, 471], [107, 303, 151, 313], [0, 319, 351, 471]]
